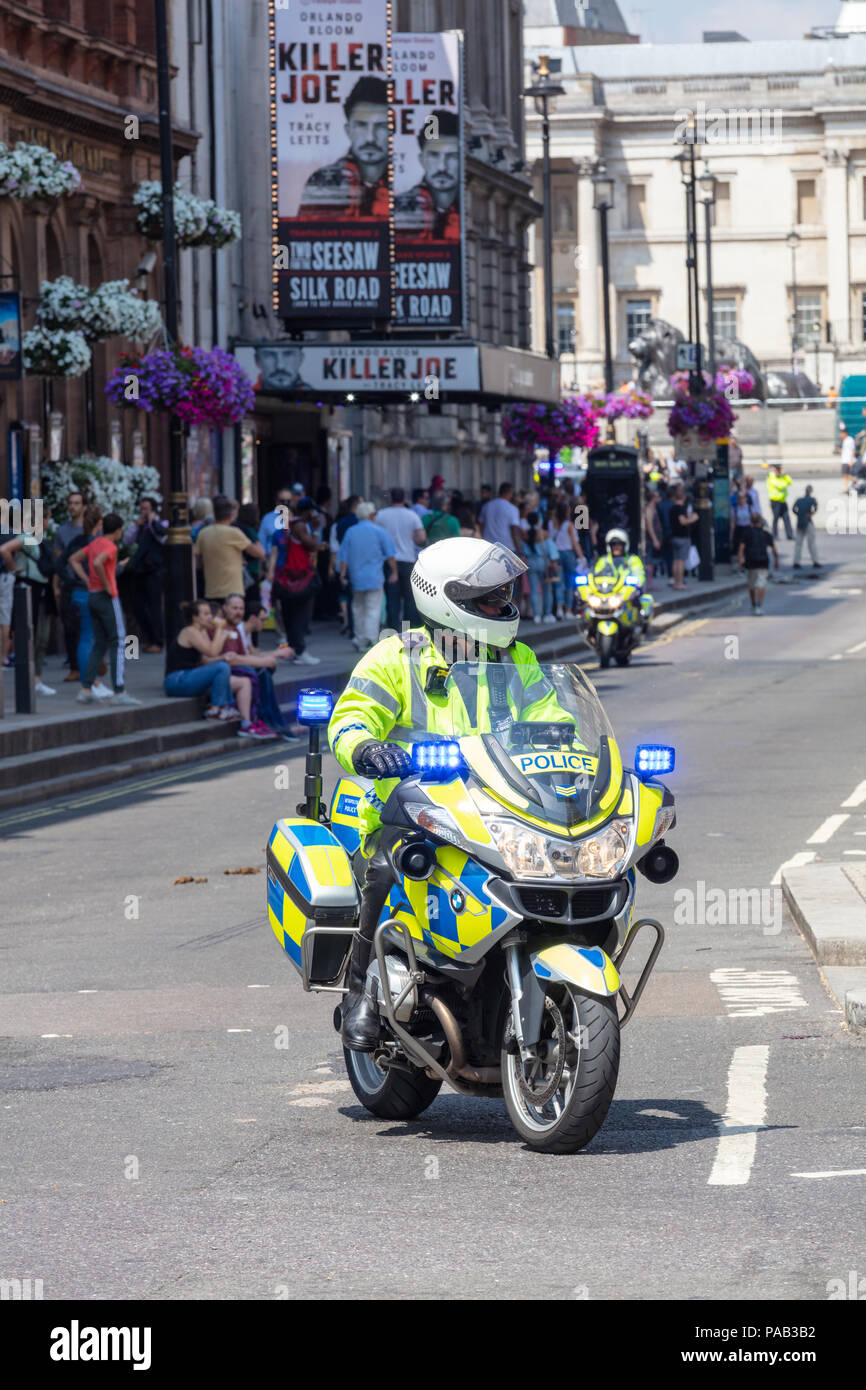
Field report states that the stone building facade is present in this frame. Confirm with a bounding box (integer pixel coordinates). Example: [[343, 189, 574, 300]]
[[524, 28, 866, 394]]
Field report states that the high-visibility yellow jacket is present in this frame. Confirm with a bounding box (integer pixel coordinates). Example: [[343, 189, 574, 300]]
[[329, 630, 567, 843], [767, 472, 792, 502], [593, 552, 646, 588]]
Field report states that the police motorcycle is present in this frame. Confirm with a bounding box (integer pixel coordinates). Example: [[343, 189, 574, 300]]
[[266, 664, 678, 1154], [578, 530, 653, 670]]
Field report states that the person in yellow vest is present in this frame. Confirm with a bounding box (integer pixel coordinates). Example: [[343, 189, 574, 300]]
[[767, 464, 793, 541], [328, 537, 569, 1051]]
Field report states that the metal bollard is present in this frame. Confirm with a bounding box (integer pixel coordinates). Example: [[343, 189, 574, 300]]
[[13, 581, 35, 715]]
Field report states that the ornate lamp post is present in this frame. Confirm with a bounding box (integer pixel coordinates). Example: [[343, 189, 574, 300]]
[[592, 162, 615, 393], [524, 55, 564, 360], [698, 162, 718, 377], [787, 229, 801, 377]]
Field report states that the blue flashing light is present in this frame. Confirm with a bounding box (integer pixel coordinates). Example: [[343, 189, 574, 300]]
[[412, 740, 465, 776], [297, 688, 334, 725], [575, 574, 589, 587], [635, 744, 675, 779], [625, 573, 642, 586]]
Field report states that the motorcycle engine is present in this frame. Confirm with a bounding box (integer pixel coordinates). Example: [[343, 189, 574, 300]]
[[364, 953, 417, 1023]]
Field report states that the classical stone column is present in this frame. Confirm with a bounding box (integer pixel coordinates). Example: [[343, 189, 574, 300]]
[[823, 145, 850, 346], [576, 161, 602, 387]]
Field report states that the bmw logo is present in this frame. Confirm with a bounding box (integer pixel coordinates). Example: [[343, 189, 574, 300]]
[[450, 889, 465, 914]]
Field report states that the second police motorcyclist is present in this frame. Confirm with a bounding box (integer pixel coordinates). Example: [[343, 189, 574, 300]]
[[328, 537, 566, 1053], [593, 527, 653, 628]]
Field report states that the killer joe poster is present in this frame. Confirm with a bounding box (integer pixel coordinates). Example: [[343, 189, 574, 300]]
[[272, 1, 393, 323], [392, 31, 464, 331]]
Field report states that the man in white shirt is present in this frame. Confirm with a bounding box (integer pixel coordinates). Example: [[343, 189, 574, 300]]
[[373, 488, 427, 628], [481, 482, 524, 557], [840, 425, 856, 493]]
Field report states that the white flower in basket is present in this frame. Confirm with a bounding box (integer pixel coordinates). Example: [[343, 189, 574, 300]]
[[23, 326, 91, 378], [133, 179, 241, 249], [0, 142, 82, 200]]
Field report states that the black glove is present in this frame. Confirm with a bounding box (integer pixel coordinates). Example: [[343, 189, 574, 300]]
[[352, 740, 413, 779]]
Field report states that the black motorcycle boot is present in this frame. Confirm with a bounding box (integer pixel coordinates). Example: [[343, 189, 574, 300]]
[[340, 932, 381, 1052], [340, 846, 394, 1053]]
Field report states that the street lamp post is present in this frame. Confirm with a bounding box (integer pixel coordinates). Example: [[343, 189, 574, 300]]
[[675, 133, 703, 393], [592, 163, 615, 394], [155, 0, 193, 656], [698, 162, 717, 377], [524, 55, 564, 361], [787, 230, 801, 378]]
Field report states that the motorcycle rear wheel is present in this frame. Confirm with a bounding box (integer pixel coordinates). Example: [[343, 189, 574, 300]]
[[501, 988, 619, 1153], [344, 1046, 442, 1120]]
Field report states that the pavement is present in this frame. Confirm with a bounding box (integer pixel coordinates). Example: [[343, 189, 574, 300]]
[[1, 528, 865, 1301]]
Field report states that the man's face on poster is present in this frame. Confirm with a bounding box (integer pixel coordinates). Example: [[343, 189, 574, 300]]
[[346, 103, 389, 171], [420, 137, 460, 201], [257, 347, 302, 389]]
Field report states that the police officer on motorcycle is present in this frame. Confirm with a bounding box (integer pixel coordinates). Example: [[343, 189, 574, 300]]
[[594, 528, 652, 630], [329, 537, 549, 1052]]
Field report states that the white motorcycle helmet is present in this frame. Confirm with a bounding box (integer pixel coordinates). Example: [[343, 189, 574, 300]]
[[605, 528, 630, 552], [410, 538, 527, 649]]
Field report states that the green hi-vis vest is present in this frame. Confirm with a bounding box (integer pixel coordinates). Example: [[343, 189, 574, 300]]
[[593, 553, 646, 587], [328, 630, 568, 842], [767, 472, 792, 502]]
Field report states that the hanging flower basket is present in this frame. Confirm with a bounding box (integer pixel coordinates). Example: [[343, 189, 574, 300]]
[[599, 387, 654, 421], [0, 142, 82, 200], [23, 326, 91, 378], [36, 276, 163, 344], [502, 396, 599, 454], [42, 457, 163, 523], [133, 181, 242, 250], [105, 345, 255, 430], [715, 365, 755, 399], [668, 381, 736, 442]]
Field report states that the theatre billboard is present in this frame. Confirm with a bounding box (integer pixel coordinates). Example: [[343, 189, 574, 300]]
[[270, 1, 393, 324]]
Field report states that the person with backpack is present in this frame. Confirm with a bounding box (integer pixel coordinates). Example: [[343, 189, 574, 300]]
[[266, 497, 327, 665], [737, 510, 779, 615], [124, 496, 167, 654], [422, 490, 460, 545], [0, 507, 58, 696]]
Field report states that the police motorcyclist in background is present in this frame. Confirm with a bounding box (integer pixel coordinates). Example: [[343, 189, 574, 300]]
[[593, 527, 652, 629], [328, 538, 559, 1052]]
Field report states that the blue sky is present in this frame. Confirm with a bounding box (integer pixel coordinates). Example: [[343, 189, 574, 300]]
[[624, 0, 844, 44]]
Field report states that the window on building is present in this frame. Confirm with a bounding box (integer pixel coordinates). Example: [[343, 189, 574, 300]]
[[712, 298, 737, 341], [626, 184, 646, 230], [554, 186, 576, 235], [714, 182, 731, 228], [557, 304, 576, 355], [796, 178, 818, 225], [794, 292, 822, 345], [626, 298, 652, 342]]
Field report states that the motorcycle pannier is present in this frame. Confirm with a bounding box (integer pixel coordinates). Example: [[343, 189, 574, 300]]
[[267, 818, 359, 988]]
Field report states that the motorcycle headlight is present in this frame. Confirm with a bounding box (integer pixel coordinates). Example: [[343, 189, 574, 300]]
[[575, 820, 631, 878], [404, 802, 463, 847], [607, 594, 623, 610], [485, 818, 631, 881], [587, 594, 603, 609]]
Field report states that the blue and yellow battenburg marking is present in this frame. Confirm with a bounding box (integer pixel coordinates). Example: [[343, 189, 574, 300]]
[[329, 776, 371, 855], [378, 845, 510, 958], [532, 942, 620, 997], [267, 817, 358, 971]]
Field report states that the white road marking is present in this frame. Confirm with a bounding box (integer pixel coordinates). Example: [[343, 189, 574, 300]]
[[829, 654, 843, 661], [842, 781, 866, 808], [845, 640, 866, 654], [638, 1108, 687, 1120], [771, 850, 816, 886], [77, 990, 98, 994], [227, 1028, 252, 1033], [708, 1045, 770, 1187], [246, 984, 271, 989], [807, 814, 850, 845], [711, 967, 807, 1017], [791, 1169, 866, 1180], [844, 850, 866, 856]]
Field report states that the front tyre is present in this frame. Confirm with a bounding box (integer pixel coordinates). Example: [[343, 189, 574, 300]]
[[598, 633, 614, 669], [501, 988, 619, 1153], [344, 1047, 442, 1120]]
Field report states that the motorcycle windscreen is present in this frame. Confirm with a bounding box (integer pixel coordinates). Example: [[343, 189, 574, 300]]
[[428, 660, 622, 830]]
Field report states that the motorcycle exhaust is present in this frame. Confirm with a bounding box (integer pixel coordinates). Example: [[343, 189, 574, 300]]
[[637, 841, 679, 884], [421, 990, 501, 1086]]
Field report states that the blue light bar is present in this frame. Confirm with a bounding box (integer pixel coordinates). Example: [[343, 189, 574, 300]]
[[296, 688, 334, 725], [625, 573, 643, 586], [575, 574, 589, 587], [412, 740, 464, 776], [635, 744, 675, 779]]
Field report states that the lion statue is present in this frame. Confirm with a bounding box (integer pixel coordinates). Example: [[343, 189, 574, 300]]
[[628, 317, 818, 400]]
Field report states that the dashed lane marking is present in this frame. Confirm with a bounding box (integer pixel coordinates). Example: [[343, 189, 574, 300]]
[[710, 968, 808, 1018], [845, 640, 866, 654], [807, 814, 850, 845], [842, 781, 866, 809], [707, 1045, 770, 1187], [791, 1169, 866, 1180]]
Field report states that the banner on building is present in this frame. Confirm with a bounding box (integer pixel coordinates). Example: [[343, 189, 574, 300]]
[[270, 0, 393, 324], [0, 291, 22, 381], [236, 342, 481, 397], [392, 32, 464, 330]]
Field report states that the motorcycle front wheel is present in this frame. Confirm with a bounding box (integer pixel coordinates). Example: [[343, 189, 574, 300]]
[[501, 987, 620, 1153], [598, 633, 615, 669], [344, 1046, 442, 1120]]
